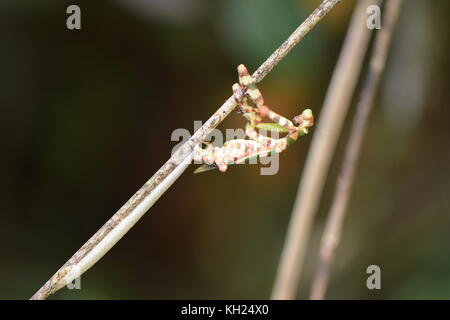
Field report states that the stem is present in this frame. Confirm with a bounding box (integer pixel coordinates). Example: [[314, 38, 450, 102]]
[[271, 0, 377, 300], [310, 0, 403, 300], [31, 0, 342, 300]]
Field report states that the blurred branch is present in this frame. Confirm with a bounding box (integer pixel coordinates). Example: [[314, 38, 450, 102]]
[[310, 0, 403, 300], [271, 0, 377, 300], [31, 0, 342, 300]]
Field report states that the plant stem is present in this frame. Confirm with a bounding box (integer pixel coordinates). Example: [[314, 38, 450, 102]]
[[31, 0, 342, 300], [310, 0, 403, 300], [271, 0, 377, 300]]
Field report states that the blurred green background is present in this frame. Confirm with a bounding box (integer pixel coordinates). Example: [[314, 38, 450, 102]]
[[1, 0, 449, 299]]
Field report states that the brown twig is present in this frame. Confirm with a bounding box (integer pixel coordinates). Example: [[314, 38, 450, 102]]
[[310, 0, 403, 300], [271, 0, 377, 300], [31, 0, 342, 300]]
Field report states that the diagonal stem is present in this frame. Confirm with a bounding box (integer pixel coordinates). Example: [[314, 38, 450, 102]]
[[310, 0, 403, 300], [31, 0, 342, 300]]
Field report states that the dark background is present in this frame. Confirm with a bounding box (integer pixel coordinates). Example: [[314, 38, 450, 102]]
[[1, 0, 449, 299]]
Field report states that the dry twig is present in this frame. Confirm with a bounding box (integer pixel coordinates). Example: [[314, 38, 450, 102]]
[[310, 0, 403, 300], [271, 0, 377, 300]]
